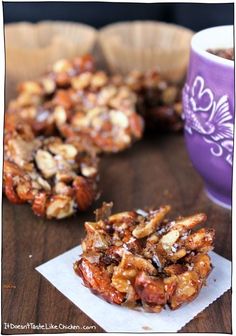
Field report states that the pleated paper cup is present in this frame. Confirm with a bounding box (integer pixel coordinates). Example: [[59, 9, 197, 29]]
[[99, 21, 193, 83], [5, 21, 97, 84]]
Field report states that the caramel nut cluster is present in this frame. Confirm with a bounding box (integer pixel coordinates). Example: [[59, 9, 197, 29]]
[[4, 114, 99, 219], [125, 70, 183, 132], [4, 55, 144, 218], [74, 203, 214, 312], [7, 55, 144, 154]]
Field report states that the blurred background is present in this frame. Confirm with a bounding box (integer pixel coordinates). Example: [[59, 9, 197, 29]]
[[3, 2, 234, 31]]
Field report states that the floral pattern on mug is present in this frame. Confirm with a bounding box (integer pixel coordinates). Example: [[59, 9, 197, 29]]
[[183, 75, 234, 165]]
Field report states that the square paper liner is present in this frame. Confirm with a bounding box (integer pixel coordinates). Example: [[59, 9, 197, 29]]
[[36, 246, 231, 333]]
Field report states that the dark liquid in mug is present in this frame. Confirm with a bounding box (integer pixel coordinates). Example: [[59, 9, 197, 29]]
[[207, 48, 234, 61]]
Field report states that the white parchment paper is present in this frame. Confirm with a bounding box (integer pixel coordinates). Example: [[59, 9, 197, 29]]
[[36, 246, 231, 333]]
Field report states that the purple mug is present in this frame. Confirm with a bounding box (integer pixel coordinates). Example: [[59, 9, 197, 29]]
[[182, 26, 234, 209]]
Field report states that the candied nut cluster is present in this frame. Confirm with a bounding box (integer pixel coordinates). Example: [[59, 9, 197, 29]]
[[7, 55, 144, 153], [3, 55, 144, 218], [125, 70, 183, 132], [74, 203, 215, 312], [3, 115, 99, 219]]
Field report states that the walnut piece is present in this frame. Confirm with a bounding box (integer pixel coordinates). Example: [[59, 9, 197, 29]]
[[35, 149, 57, 178]]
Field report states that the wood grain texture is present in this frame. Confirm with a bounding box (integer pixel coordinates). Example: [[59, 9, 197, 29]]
[[2, 59, 231, 333]]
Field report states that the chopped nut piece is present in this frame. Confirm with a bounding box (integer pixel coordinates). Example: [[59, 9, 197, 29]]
[[184, 228, 215, 253], [135, 272, 167, 306], [53, 106, 67, 126], [53, 59, 72, 73], [41, 77, 56, 94], [32, 192, 47, 217], [133, 205, 170, 238], [36, 176, 51, 191], [95, 202, 113, 222], [74, 258, 125, 304], [6, 136, 40, 168], [110, 110, 129, 128], [71, 72, 92, 90], [91, 71, 108, 89], [13, 92, 42, 108], [48, 143, 78, 160], [162, 86, 178, 105], [160, 229, 180, 252], [81, 164, 97, 177], [73, 176, 96, 211], [168, 271, 201, 310], [174, 213, 207, 232], [112, 251, 156, 293], [35, 149, 57, 178], [46, 195, 75, 219], [54, 182, 72, 195], [18, 81, 42, 95]]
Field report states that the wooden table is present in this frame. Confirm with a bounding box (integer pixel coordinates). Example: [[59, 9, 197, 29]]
[[2, 71, 232, 333]]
